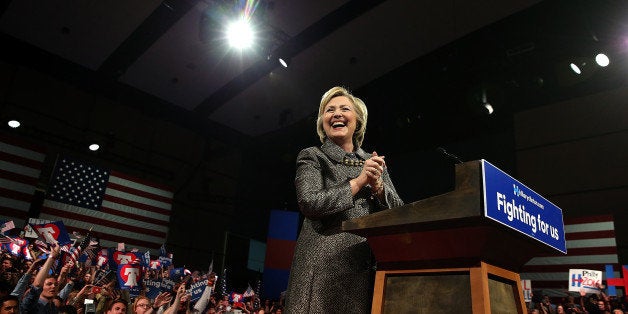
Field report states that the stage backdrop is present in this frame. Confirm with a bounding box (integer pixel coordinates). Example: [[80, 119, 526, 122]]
[[263, 209, 299, 300]]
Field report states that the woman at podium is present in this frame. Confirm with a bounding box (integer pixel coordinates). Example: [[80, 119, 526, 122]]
[[284, 86, 404, 313]]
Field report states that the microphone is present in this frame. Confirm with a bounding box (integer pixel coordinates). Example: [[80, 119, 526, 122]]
[[436, 147, 463, 164]]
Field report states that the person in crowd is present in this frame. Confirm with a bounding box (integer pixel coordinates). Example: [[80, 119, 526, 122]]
[[20, 243, 61, 313], [284, 86, 404, 313], [132, 296, 154, 314], [104, 299, 127, 314], [1, 257, 13, 272], [0, 295, 19, 314], [557, 305, 566, 314], [537, 294, 557, 314], [563, 295, 584, 314], [163, 284, 188, 314]]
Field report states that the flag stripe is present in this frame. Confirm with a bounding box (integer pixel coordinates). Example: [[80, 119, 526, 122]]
[[566, 238, 617, 249], [520, 245, 617, 258], [564, 215, 614, 225], [41, 200, 168, 233], [0, 169, 38, 186], [100, 206, 169, 227], [522, 263, 620, 272], [0, 186, 34, 203], [557, 246, 617, 256], [1, 194, 32, 211], [105, 187, 171, 210], [525, 254, 618, 265], [0, 150, 43, 170], [0, 178, 37, 195], [0, 160, 41, 178], [565, 221, 614, 233], [0, 208, 28, 219], [110, 171, 173, 196], [566, 230, 615, 240], [40, 205, 166, 238], [101, 200, 169, 222], [103, 194, 170, 216], [107, 182, 172, 204], [39, 213, 164, 247]]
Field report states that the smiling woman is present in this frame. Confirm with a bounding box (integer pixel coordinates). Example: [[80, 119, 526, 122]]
[[284, 86, 404, 313]]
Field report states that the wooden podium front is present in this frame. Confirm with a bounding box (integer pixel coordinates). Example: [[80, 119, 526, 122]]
[[343, 160, 562, 314]]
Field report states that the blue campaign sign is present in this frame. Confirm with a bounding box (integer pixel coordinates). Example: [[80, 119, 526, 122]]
[[482, 160, 566, 253], [189, 279, 209, 302]]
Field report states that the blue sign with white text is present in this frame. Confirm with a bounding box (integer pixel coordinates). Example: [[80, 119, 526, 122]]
[[482, 160, 566, 253]]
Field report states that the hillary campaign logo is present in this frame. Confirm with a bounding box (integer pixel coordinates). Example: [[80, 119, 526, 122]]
[[2, 238, 28, 257], [150, 260, 162, 269], [113, 251, 140, 265], [605, 265, 628, 296], [33, 221, 71, 245], [568, 269, 601, 294], [117, 264, 142, 297]]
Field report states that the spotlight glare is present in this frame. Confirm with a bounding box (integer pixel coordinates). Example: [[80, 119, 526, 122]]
[[595, 53, 610, 67], [226, 18, 253, 49], [7, 120, 21, 128], [569, 63, 581, 74], [88, 144, 100, 151]]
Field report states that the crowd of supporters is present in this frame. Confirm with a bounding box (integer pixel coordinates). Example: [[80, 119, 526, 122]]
[[528, 289, 628, 314], [0, 240, 282, 314]]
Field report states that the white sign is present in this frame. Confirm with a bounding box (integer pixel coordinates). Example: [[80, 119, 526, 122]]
[[568, 269, 602, 293], [521, 279, 532, 302]]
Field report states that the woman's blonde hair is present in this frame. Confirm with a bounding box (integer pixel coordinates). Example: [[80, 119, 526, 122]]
[[316, 86, 368, 148], [131, 296, 149, 313]]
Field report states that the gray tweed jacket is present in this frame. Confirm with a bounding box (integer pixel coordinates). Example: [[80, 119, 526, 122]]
[[284, 139, 403, 314]]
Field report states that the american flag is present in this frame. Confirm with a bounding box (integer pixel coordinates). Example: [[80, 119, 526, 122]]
[[62, 244, 82, 264], [1, 220, 15, 234], [62, 230, 94, 264], [0, 133, 46, 225], [520, 215, 620, 297], [243, 284, 255, 297], [0, 233, 18, 245], [40, 156, 172, 253]]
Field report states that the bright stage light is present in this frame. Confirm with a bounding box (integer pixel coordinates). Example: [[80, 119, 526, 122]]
[[595, 53, 610, 67], [569, 63, 581, 74], [227, 18, 254, 49], [89, 144, 100, 151]]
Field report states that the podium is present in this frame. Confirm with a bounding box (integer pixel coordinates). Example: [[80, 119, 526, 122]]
[[343, 160, 565, 313]]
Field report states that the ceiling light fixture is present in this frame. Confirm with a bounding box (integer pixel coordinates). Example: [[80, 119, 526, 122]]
[[7, 120, 21, 128], [595, 53, 610, 67], [484, 103, 494, 115], [278, 57, 290, 68], [88, 144, 100, 151], [481, 89, 493, 115], [569, 63, 582, 74]]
